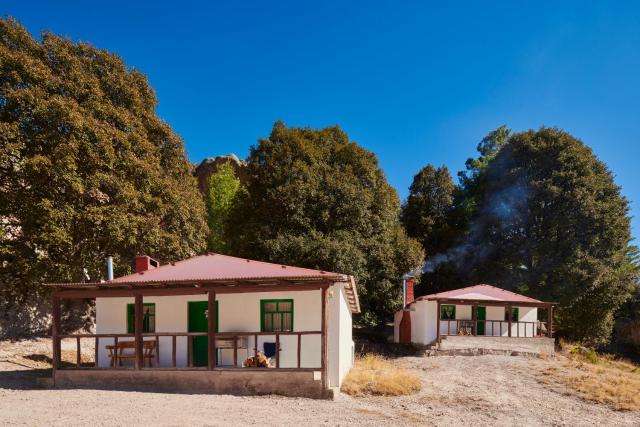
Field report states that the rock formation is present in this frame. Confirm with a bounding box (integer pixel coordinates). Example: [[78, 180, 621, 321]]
[[193, 154, 248, 195]]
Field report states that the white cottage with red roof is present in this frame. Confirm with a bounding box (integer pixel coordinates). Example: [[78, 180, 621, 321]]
[[393, 280, 555, 350], [46, 253, 360, 398]]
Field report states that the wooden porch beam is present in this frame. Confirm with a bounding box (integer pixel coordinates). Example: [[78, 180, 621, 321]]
[[321, 287, 328, 391], [436, 300, 441, 343], [208, 290, 216, 370], [507, 304, 512, 337], [51, 295, 61, 371], [53, 283, 330, 299], [433, 298, 554, 308], [472, 303, 478, 336], [134, 294, 143, 369], [547, 304, 553, 338]]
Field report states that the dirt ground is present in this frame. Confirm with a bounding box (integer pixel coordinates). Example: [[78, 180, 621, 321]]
[[1, 339, 639, 426]]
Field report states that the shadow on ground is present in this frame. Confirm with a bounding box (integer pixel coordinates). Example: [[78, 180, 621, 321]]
[[353, 325, 422, 357], [0, 366, 51, 390]]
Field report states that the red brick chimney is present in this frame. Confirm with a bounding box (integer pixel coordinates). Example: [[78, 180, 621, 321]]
[[403, 275, 415, 306], [135, 255, 159, 273]]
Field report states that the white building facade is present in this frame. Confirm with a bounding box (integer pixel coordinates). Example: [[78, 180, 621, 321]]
[[394, 284, 553, 346], [48, 253, 360, 397]]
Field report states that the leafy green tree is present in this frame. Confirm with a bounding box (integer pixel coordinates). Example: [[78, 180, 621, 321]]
[[468, 128, 635, 344], [0, 18, 207, 336], [455, 125, 511, 226], [227, 121, 424, 323], [400, 165, 464, 294], [403, 127, 511, 295], [204, 162, 244, 252], [612, 246, 640, 355], [458, 125, 510, 191]]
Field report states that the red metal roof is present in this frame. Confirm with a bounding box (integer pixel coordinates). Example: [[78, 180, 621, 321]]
[[45, 253, 361, 313], [112, 253, 345, 283], [416, 284, 544, 304]]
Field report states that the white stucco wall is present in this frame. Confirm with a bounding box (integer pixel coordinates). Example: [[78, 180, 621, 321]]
[[327, 283, 354, 388], [394, 301, 540, 343], [392, 300, 437, 345], [96, 286, 352, 378], [393, 310, 402, 343]]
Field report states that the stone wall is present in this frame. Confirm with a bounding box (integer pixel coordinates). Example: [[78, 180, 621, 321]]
[[54, 369, 327, 398], [438, 336, 555, 356]]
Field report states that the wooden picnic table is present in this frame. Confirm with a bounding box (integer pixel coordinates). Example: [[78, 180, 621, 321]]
[[105, 337, 249, 367], [106, 340, 156, 367]]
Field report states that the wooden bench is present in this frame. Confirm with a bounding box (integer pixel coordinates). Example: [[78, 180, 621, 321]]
[[106, 340, 156, 367]]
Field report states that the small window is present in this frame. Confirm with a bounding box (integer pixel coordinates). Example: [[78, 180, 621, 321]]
[[261, 299, 293, 332], [127, 303, 155, 333], [440, 304, 456, 320], [504, 307, 519, 321]]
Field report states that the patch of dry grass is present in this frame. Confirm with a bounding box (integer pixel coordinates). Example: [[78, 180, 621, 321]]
[[341, 354, 421, 397], [539, 342, 640, 411]]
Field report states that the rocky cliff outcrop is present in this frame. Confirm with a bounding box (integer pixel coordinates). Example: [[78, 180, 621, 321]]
[[193, 154, 248, 195]]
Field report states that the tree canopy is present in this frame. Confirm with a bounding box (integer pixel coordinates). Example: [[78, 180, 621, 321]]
[[474, 128, 635, 344], [403, 127, 636, 344], [401, 165, 456, 255], [226, 121, 424, 324], [0, 18, 207, 336]]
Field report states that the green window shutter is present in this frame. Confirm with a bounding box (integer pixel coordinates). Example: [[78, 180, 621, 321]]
[[260, 299, 294, 332], [504, 307, 520, 321], [126, 303, 156, 333], [440, 304, 456, 320]]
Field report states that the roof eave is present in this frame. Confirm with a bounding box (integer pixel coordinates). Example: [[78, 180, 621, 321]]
[[422, 296, 555, 306]]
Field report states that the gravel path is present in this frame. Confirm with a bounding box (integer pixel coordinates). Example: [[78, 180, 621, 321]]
[[1, 340, 638, 426]]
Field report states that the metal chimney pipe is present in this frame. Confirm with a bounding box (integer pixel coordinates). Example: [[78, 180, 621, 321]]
[[402, 278, 407, 307], [107, 256, 114, 281]]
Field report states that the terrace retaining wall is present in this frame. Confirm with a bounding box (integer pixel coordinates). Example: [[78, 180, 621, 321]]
[[54, 369, 328, 398], [437, 336, 555, 356]]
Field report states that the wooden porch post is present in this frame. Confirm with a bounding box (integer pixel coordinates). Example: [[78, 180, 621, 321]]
[[321, 286, 328, 391], [51, 295, 61, 371], [436, 300, 441, 342], [507, 304, 512, 337], [547, 304, 553, 338], [134, 294, 143, 369], [208, 290, 216, 370], [472, 303, 478, 336]]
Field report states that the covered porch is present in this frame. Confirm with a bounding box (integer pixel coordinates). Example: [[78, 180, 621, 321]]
[[46, 254, 360, 398], [49, 282, 331, 397], [436, 298, 554, 342]]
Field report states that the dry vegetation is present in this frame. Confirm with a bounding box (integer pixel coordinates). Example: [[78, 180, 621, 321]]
[[538, 341, 640, 411], [340, 354, 421, 397], [3, 340, 639, 426], [0, 337, 95, 370]]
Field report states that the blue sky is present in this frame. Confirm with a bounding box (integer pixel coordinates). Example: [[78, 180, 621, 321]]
[[5, 1, 640, 240]]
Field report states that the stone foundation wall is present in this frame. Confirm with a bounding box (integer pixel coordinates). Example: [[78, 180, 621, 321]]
[[438, 336, 555, 356], [54, 369, 327, 399]]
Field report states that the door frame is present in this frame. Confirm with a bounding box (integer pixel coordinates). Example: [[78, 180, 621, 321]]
[[188, 301, 218, 367], [475, 306, 486, 336]]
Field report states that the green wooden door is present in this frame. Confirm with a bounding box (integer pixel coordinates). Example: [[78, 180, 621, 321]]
[[476, 306, 486, 335], [188, 301, 218, 367]]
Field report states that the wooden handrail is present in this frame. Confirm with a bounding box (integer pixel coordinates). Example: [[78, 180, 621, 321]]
[[58, 331, 323, 371], [439, 319, 549, 337]]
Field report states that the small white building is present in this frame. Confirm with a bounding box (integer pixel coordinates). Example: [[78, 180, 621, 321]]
[[47, 253, 360, 398], [394, 282, 554, 346]]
